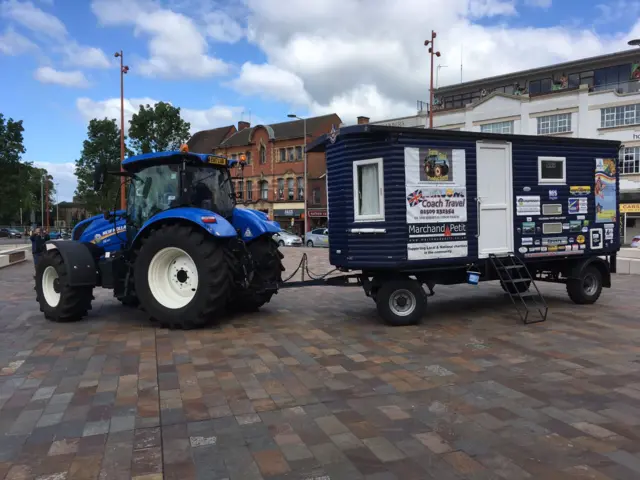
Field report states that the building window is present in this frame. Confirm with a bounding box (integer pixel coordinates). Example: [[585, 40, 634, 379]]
[[594, 64, 632, 91], [537, 113, 571, 135], [287, 178, 294, 200], [480, 121, 513, 134], [296, 146, 303, 161], [601, 104, 640, 128], [538, 156, 566, 185], [277, 178, 284, 200], [245, 151, 252, 165], [279, 149, 286, 163], [619, 146, 640, 175], [259, 180, 268, 200], [231, 153, 237, 161], [353, 158, 385, 222], [529, 78, 552, 95], [237, 179, 243, 199], [246, 180, 252, 200], [259, 145, 266, 164], [297, 177, 304, 200], [312, 188, 320, 205], [287, 148, 295, 162]]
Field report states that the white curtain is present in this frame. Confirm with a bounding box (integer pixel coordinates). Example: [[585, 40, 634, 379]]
[[360, 164, 379, 216]]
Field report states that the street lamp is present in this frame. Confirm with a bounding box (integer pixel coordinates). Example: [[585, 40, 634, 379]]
[[628, 39, 640, 47], [114, 51, 129, 211], [436, 64, 448, 89], [424, 31, 441, 129], [55, 182, 59, 229], [287, 114, 307, 235]]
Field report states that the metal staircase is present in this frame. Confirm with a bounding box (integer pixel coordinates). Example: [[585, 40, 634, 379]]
[[489, 253, 548, 325]]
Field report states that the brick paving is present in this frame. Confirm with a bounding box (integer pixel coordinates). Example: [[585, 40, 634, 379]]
[[0, 247, 639, 479]]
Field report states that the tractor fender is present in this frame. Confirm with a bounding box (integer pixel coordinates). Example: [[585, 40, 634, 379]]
[[132, 207, 237, 248], [43, 241, 99, 287], [232, 208, 281, 242], [566, 256, 612, 288]]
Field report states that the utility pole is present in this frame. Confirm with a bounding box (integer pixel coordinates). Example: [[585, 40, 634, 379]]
[[114, 51, 129, 211], [55, 183, 59, 228], [424, 31, 441, 129], [45, 176, 49, 230], [40, 174, 44, 228]]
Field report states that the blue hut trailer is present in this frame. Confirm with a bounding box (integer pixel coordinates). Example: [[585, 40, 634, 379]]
[[305, 124, 621, 326]]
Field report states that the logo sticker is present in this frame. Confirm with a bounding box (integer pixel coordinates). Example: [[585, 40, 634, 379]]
[[518, 247, 528, 253], [244, 228, 253, 237], [576, 235, 585, 244]]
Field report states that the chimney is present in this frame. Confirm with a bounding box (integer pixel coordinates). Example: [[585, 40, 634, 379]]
[[357, 116, 369, 125], [238, 121, 251, 131]]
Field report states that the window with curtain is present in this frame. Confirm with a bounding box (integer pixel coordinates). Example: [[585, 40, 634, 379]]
[[297, 177, 304, 200], [287, 178, 294, 200], [245, 151, 252, 165], [353, 158, 384, 222], [279, 149, 286, 162], [260, 181, 268, 200], [312, 188, 320, 205], [277, 178, 284, 200], [246, 180, 253, 200]]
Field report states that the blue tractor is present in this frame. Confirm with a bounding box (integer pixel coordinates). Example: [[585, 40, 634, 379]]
[[34, 148, 284, 329]]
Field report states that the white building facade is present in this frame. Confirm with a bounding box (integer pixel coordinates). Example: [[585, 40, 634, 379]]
[[370, 49, 640, 241]]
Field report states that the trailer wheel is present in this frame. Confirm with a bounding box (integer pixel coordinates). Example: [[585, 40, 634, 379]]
[[134, 224, 233, 329], [500, 280, 531, 294], [35, 250, 93, 322], [567, 265, 603, 305], [375, 279, 426, 326], [229, 236, 284, 312]]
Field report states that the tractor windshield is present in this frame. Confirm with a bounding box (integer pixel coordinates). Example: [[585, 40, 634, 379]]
[[184, 165, 235, 218]]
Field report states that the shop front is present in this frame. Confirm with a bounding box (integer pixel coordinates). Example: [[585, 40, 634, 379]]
[[273, 208, 304, 235], [308, 208, 328, 230], [621, 203, 640, 244]]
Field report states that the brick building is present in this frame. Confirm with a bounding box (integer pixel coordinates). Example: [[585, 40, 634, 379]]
[[188, 114, 341, 235]]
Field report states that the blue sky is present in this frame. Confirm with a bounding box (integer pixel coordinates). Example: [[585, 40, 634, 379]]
[[1, 0, 639, 201]]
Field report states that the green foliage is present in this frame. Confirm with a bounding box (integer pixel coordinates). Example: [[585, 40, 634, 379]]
[[74, 118, 125, 214], [128, 101, 191, 154], [0, 113, 55, 225]]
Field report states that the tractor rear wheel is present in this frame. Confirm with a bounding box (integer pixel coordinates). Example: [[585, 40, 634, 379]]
[[229, 236, 284, 312], [134, 224, 233, 329], [35, 250, 94, 322]]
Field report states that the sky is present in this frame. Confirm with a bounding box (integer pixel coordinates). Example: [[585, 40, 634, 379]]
[[1, 0, 640, 202]]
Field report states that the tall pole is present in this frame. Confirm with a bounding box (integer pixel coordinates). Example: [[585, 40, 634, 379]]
[[424, 31, 441, 129], [55, 183, 59, 228], [45, 177, 49, 229], [303, 118, 307, 236], [115, 51, 129, 211], [40, 175, 44, 227]]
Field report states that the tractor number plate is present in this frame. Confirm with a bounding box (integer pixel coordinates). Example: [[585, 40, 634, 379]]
[[207, 156, 227, 166]]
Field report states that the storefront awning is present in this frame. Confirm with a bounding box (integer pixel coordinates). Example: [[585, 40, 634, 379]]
[[621, 178, 640, 193]]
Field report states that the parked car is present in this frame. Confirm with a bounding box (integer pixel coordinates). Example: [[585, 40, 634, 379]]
[[631, 235, 640, 248], [0, 228, 22, 239], [273, 230, 302, 247], [305, 228, 329, 247], [49, 231, 62, 240]]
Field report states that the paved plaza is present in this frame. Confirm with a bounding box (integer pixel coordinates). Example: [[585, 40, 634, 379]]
[[0, 247, 640, 479]]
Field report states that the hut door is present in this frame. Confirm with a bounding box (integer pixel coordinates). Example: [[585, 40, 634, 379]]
[[476, 142, 514, 258]]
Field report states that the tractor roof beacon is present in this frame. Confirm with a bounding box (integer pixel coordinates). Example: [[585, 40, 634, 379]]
[[34, 146, 285, 329]]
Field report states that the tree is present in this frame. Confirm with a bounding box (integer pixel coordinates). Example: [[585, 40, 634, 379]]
[[128, 102, 191, 154], [74, 118, 123, 214]]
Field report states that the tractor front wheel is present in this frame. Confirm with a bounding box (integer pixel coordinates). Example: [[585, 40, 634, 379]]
[[35, 250, 94, 322], [229, 236, 284, 312], [134, 224, 233, 329]]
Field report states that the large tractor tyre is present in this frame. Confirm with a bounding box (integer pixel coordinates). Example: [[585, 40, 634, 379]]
[[375, 278, 426, 326], [567, 265, 603, 305], [35, 250, 94, 322], [117, 294, 140, 308], [229, 237, 284, 312], [500, 280, 531, 294], [434, 165, 444, 177], [134, 224, 233, 329]]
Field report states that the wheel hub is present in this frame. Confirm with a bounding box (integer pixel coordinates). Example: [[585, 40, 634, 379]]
[[42, 266, 61, 308], [148, 247, 199, 309], [388, 289, 416, 317], [583, 274, 598, 296]]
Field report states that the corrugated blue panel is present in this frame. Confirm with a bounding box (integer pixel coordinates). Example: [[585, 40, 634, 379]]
[[326, 127, 620, 272]]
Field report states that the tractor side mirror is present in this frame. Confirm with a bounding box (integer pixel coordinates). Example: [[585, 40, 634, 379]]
[[93, 164, 106, 192]]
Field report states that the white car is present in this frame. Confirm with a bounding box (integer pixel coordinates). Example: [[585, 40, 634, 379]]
[[273, 230, 303, 247], [631, 235, 640, 248], [305, 228, 329, 247]]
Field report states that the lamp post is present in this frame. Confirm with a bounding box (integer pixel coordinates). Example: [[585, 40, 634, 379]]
[[40, 174, 44, 228], [424, 31, 441, 129], [287, 114, 307, 236], [114, 51, 129, 211], [436, 64, 448, 89], [628, 39, 640, 47], [55, 183, 59, 229]]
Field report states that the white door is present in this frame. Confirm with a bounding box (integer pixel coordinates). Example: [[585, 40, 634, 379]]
[[476, 142, 513, 258]]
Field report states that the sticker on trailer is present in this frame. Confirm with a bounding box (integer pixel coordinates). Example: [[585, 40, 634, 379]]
[[576, 235, 585, 244], [516, 196, 540, 216], [521, 237, 533, 246], [569, 221, 582, 233], [570, 186, 591, 196], [590, 228, 603, 249], [407, 241, 468, 260], [542, 237, 568, 246], [518, 247, 528, 253], [404, 147, 466, 187], [407, 223, 468, 260], [604, 224, 614, 240], [549, 189, 558, 200], [568, 197, 588, 214], [522, 222, 536, 234], [244, 227, 253, 237]]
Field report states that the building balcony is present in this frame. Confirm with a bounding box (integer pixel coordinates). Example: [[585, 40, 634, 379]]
[[591, 80, 640, 95]]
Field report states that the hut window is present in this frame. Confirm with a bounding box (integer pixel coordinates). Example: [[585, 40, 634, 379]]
[[538, 156, 566, 185], [353, 158, 385, 222]]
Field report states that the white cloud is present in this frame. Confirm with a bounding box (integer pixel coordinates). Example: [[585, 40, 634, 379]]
[[524, 0, 552, 7], [35, 66, 90, 87], [204, 10, 245, 43], [91, 0, 230, 79], [234, 0, 640, 124], [60, 43, 110, 68], [76, 97, 246, 134], [230, 63, 311, 105], [0, 0, 67, 39], [34, 161, 77, 202], [0, 27, 38, 55]]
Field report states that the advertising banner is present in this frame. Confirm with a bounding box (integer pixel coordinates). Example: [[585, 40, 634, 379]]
[[595, 158, 617, 223]]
